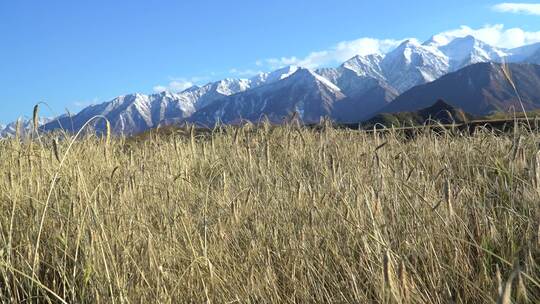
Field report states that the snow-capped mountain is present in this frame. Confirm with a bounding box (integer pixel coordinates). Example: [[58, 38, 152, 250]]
[[0, 117, 53, 138], [314, 53, 397, 111], [34, 33, 540, 135], [41, 69, 307, 134], [348, 35, 539, 93], [438, 35, 508, 70], [189, 68, 347, 125], [43, 77, 256, 134], [315, 66, 398, 117], [189, 66, 398, 126], [249, 65, 300, 87], [380, 39, 449, 92], [187, 78, 251, 110], [316, 54, 385, 88], [341, 54, 385, 80], [43, 92, 196, 135]]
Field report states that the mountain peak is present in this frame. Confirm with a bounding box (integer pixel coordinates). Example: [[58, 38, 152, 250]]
[[182, 85, 201, 93], [122, 93, 145, 100], [33, 32, 540, 136], [418, 99, 473, 124], [157, 91, 179, 98], [423, 34, 481, 48], [425, 99, 456, 112], [249, 65, 300, 87], [397, 39, 421, 49], [440, 36, 508, 70], [269, 65, 300, 79], [343, 53, 383, 65], [286, 68, 342, 92], [423, 35, 443, 47], [213, 78, 251, 95], [341, 54, 385, 79], [285, 67, 318, 81], [446, 35, 481, 47], [279, 65, 299, 72]]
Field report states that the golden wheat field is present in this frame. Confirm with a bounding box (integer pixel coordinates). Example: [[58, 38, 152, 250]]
[[0, 123, 539, 303]]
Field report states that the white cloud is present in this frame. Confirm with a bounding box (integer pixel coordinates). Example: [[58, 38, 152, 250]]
[[263, 37, 403, 69], [493, 3, 540, 15], [153, 76, 209, 93], [153, 80, 193, 93], [431, 24, 540, 49], [152, 24, 540, 90], [258, 24, 540, 70]]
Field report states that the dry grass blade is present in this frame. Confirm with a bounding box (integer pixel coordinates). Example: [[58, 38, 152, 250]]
[[497, 262, 519, 304], [496, 264, 503, 297], [501, 62, 532, 131], [535, 151, 540, 193], [0, 261, 68, 304], [105, 119, 111, 147], [15, 117, 21, 140], [398, 259, 410, 303], [31, 115, 113, 277]]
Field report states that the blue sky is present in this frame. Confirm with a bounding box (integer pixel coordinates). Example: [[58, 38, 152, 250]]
[[1, 0, 540, 122]]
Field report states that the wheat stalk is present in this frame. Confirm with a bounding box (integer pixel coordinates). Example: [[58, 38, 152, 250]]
[[501, 62, 532, 131], [535, 151, 540, 193], [52, 138, 60, 162], [497, 262, 519, 304]]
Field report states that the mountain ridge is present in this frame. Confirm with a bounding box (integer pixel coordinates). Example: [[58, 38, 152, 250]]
[[4, 34, 539, 136], [363, 99, 474, 129], [379, 62, 540, 116]]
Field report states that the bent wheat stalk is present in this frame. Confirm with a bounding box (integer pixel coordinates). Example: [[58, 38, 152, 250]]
[[501, 62, 532, 131], [32, 115, 112, 278]]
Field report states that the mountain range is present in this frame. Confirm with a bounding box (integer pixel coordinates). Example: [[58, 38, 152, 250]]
[[0, 117, 53, 138], [3, 34, 540, 136]]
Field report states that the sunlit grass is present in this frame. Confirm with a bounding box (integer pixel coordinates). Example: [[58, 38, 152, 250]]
[[0, 124, 539, 303]]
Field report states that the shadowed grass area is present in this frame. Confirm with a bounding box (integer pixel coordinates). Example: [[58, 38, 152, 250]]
[[0, 124, 539, 303]]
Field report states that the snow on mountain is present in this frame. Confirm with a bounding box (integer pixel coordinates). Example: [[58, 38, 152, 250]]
[[189, 68, 347, 125], [249, 65, 300, 87], [189, 67, 397, 126], [438, 36, 508, 70], [381, 39, 449, 92], [44, 77, 255, 134], [341, 54, 385, 80], [186, 78, 251, 110], [33, 34, 540, 135], [315, 54, 385, 91], [315, 65, 396, 104], [371, 36, 512, 93], [43, 91, 197, 135], [0, 117, 53, 138]]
